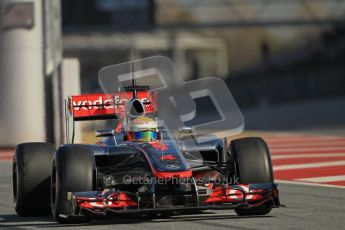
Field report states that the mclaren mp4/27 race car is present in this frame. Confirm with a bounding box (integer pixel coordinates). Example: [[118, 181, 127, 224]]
[[12, 56, 282, 223]]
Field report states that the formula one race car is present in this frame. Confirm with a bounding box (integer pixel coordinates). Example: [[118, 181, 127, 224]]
[[12, 56, 282, 224]]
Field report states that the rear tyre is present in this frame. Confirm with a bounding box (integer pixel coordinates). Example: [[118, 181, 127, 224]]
[[13, 143, 56, 216], [51, 145, 95, 224], [230, 137, 273, 216]]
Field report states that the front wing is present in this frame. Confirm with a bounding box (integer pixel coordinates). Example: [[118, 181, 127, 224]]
[[66, 183, 282, 218]]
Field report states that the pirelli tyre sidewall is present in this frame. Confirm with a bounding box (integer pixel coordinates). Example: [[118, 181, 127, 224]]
[[13, 142, 56, 216], [51, 145, 95, 223], [230, 137, 274, 216]]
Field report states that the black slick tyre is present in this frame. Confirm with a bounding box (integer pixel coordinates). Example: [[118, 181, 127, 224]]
[[51, 145, 95, 224], [13, 142, 56, 216], [230, 137, 273, 216]]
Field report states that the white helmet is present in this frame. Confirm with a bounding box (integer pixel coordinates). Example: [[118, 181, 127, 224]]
[[127, 117, 158, 141]]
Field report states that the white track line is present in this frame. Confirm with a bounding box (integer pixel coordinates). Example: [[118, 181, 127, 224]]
[[271, 153, 345, 159], [295, 175, 345, 183], [276, 180, 345, 189], [273, 160, 345, 171]]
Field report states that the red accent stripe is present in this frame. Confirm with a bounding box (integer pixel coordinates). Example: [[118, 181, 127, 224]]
[[272, 156, 345, 166], [273, 165, 345, 180], [268, 142, 345, 149], [267, 134, 345, 187], [265, 137, 345, 144], [271, 149, 345, 155], [0, 150, 14, 161], [322, 180, 345, 186], [0, 156, 12, 160]]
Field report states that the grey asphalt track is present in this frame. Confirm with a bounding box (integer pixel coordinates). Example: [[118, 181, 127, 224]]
[[0, 161, 344, 230]]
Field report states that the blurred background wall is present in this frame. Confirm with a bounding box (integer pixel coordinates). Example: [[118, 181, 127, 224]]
[[0, 0, 58, 146], [61, 0, 345, 130], [1, 0, 345, 146]]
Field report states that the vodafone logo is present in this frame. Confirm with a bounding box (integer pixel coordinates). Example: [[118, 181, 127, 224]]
[[72, 96, 149, 111], [72, 97, 114, 111]]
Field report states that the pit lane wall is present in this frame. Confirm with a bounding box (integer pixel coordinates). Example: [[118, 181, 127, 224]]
[[0, 0, 68, 147], [242, 96, 345, 130], [0, 0, 46, 146]]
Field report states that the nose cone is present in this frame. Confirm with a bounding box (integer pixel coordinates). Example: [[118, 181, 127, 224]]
[[136, 140, 191, 174]]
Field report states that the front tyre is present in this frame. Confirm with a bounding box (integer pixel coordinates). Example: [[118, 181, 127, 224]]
[[51, 145, 95, 224], [235, 202, 272, 216], [230, 137, 274, 216]]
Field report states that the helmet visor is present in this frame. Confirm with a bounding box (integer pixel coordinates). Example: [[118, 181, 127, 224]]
[[129, 130, 157, 141]]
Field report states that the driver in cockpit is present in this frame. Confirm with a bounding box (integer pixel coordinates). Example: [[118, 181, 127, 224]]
[[126, 117, 158, 142]]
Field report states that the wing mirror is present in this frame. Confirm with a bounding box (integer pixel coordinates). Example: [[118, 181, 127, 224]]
[[96, 129, 114, 137], [177, 126, 193, 141], [128, 99, 145, 117], [179, 127, 193, 134]]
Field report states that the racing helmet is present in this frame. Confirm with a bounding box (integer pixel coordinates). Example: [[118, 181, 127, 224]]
[[127, 116, 158, 142]]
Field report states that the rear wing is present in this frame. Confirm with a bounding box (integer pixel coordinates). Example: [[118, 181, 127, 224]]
[[65, 91, 157, 143]]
